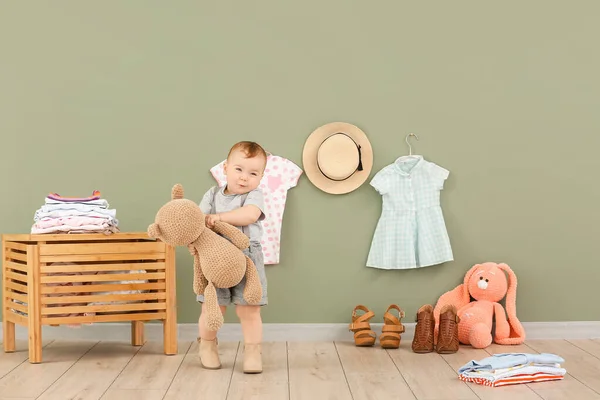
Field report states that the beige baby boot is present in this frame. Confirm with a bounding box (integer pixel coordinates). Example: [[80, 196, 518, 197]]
[[197, 337, 221, 369], [243, 343, 263, 374]]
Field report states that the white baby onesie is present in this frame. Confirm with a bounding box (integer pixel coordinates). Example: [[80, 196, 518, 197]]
[[209, 153, 303, 265]]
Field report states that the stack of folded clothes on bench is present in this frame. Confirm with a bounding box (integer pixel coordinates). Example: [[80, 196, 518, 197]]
[[31, 190, 119, 234], [458, 352, 566, 387]]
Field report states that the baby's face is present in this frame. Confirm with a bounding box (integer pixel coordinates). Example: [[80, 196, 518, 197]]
[[223, 150, 266, 194]]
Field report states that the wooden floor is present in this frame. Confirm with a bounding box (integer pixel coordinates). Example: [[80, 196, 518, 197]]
[[0, 338, 599, 399]]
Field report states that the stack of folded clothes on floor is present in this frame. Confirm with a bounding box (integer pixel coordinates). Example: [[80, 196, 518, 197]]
[[31, 190, 119, 234], [458, 352, 566, 387]]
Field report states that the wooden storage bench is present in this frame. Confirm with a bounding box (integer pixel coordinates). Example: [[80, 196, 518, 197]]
[[1, 232, 177, 363]]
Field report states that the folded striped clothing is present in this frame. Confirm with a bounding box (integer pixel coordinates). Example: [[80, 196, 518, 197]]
[[458, 353, 566, 387]]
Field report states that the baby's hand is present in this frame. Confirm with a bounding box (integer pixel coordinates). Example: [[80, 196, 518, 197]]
[[187, 244, 197, 256], [205, 214, 221, 229]]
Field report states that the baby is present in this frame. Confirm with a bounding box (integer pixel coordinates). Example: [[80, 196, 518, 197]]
[[195, 141, 268, 374]]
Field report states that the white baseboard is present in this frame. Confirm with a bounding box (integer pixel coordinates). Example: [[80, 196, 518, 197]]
[[2, 321, 599, 342]]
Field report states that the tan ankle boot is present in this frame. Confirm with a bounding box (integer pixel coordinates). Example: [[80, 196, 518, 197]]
[[243, 343, 262, 374], [412, 304, 435, 353], [197, 337, 221, 369], [436, 305, 460, 354]]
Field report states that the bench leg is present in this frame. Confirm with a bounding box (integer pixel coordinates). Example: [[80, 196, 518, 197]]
[[163, 244, 177, 355], [28, 319, 42, 364], [163, 318, 177, 355], [3, 320, 15, 353], [131, 321, 145, 346], [27, 244, 42, 363]]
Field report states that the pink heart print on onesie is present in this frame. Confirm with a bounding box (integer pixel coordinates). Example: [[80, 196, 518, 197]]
[[209, 153, 303, 265]]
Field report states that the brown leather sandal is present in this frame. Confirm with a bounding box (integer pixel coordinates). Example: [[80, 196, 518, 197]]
[[348, 305, 377, 346], [379, 304, 405, 349]]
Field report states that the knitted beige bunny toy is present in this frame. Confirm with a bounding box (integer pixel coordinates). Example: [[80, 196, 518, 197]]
[[148, 183, 262, 331]]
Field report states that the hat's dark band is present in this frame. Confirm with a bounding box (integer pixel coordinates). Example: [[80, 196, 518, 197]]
[[317, 133, 363, 182]]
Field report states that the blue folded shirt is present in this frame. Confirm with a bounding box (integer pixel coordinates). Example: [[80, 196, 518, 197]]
[[458, 353, 565, 374]]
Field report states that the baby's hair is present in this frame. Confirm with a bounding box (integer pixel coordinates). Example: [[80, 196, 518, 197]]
[[228, 141, 267, 162]]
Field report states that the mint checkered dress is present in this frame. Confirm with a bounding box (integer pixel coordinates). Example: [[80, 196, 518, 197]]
[[366, 156, 453, 269]]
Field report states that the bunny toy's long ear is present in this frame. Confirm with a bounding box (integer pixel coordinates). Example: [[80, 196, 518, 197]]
[[495, 263, 526, 344], [171, 184, 184, 200]]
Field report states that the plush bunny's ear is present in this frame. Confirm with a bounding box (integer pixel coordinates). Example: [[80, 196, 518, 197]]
[[147, 223, 162, 239], [495, 263, 526, 344], [171, 184, 184, 200]]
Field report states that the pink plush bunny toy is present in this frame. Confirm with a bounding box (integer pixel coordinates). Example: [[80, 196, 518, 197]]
[[433, 262, 526, 349]]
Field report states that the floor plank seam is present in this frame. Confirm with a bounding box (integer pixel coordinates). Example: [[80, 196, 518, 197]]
[[438, 351, 482, 400], [332, 341, 355, 400], [224, 341, 240, 400], [537, 340, 600, 396], [563, 338, 600, 395], [564, 372, 600, 395], [487, 342, 544, 398], [520, 343, 546, 397], [97, 341, 144, 400], [383, 348, 418, 400], [0, 339, 55, 380], [564, 339, 600, 394], [34, 340, 100, 400], [161, 340, 193, 400], [0, 355, 27, 381], [527, 341, 600, 397], [565, 339, 600, 361], [527, 339, 600, 395]]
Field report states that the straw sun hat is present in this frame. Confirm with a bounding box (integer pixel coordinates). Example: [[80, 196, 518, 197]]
[[302, 122, 373, 195]]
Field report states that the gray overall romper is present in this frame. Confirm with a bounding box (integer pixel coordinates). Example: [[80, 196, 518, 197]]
[[195, 186, 268, 306]]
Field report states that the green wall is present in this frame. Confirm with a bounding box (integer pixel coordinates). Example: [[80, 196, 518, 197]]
[[2, 2, 599, 324]]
